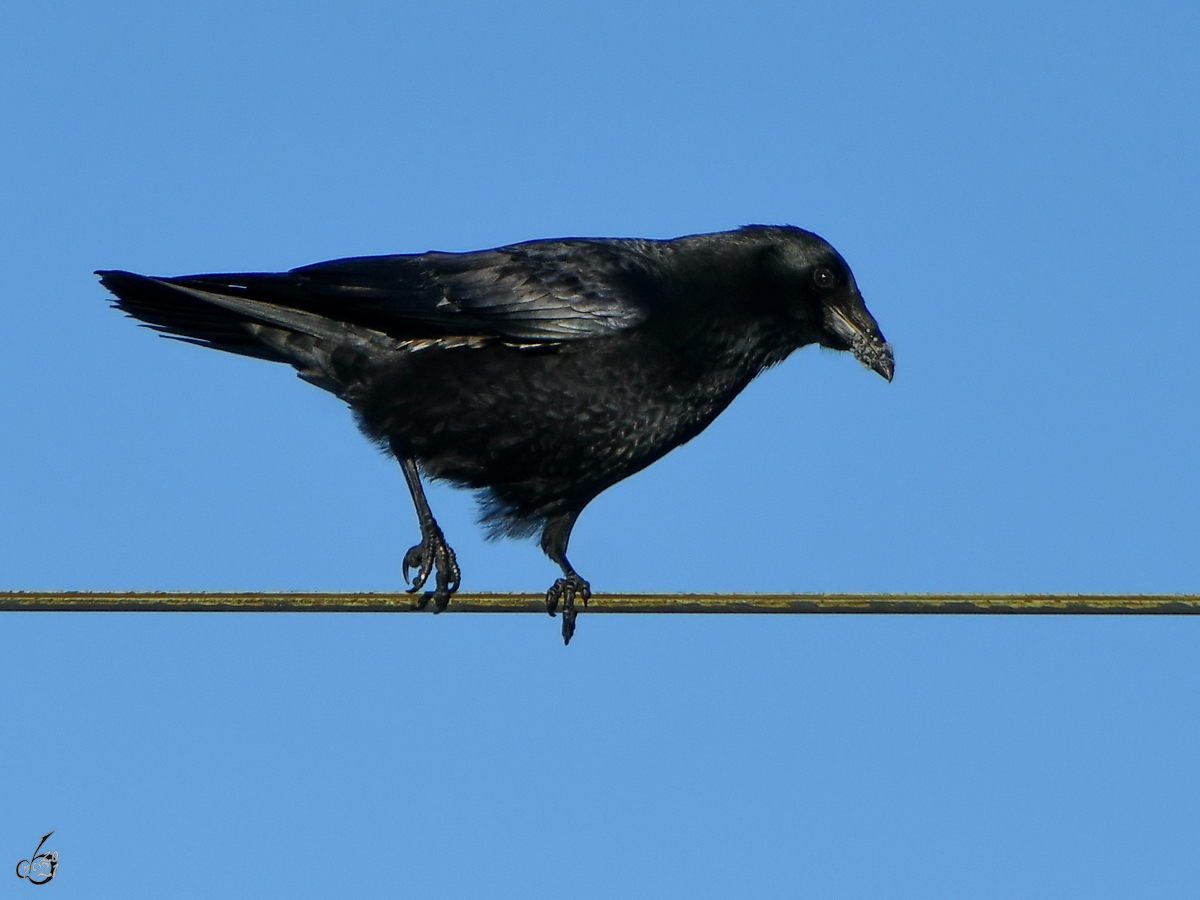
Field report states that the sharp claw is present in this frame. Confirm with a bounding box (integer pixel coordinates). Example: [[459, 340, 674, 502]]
[[403, 529, 460, 609], [432, 588, 452, 613], [403, 543, 433, 592], [546, 574, 589, 643], [404, 566, 422, 593], [402, 544, 425, 590]]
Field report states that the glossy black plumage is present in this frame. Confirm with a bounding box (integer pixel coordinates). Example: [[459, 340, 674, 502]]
[[98, 225, 893, 643]]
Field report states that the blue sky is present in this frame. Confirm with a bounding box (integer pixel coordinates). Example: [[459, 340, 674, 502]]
[[2, 1, 1199, 897]]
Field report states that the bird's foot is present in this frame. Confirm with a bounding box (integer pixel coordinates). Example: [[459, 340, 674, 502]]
[[403, 526, 461, 612], [546, 574, 591, 645]]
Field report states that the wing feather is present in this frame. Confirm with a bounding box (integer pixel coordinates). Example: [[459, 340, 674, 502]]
[[99, 239, 662, 373], [196, 238, 658, 343]]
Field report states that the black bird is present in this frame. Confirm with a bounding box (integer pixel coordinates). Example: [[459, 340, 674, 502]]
[[98, 225, 893, 643]]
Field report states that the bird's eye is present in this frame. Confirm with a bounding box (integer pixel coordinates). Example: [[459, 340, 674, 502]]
[[813, 267, 836, 289]]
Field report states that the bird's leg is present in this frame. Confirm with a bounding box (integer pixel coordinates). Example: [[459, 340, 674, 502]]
[[398, 456, 460, 611], [541, 512, 590, 645]]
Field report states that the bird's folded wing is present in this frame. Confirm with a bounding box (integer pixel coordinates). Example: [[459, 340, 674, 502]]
[[163, 239, 655, 345], [422, 241, 652, 340]]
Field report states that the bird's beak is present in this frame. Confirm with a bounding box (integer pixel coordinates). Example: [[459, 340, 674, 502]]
[[826, 306, 895, 382]]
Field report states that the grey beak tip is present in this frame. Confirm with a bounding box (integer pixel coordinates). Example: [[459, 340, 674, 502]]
[[877, 352, 895, 382], [855, 338, 894, 383]]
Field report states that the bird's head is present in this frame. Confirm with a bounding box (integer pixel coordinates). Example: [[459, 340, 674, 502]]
[[754, 226, 894, 382]]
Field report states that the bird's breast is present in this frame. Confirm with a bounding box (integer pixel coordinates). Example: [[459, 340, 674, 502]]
[[355, 328, 773, 491]]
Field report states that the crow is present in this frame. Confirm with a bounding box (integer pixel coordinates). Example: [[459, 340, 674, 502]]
[[98, 225, 893, 643]]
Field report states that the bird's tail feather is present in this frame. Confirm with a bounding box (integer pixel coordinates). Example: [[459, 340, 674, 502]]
[[98, 270, 286, 362], [97, 270, 401, 399]]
